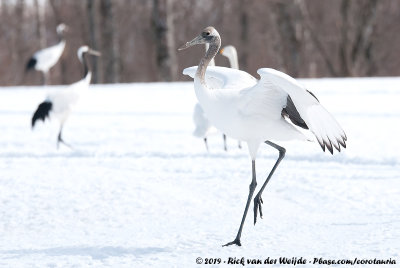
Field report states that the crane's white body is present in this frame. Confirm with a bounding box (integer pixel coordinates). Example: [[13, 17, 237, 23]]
[[221, 45, 239, 69], [32, 40, 66, 73], [192, 44, 216, 140], [180, 26, 346, 247], [183, 66, 345, 159], [192, 103, 212, 138], [32, 46, 99, 148], [192, 45, 242, 147], [46, 73, 91, 124]]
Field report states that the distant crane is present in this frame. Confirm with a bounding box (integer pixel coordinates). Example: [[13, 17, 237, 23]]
[[31, 46, 100, 148], [193, 44, 241, 151], [220, 45, 242, 149], [192, 43, 226, 151], [179, 26, 346, 247], [26, 24, 68, 85]]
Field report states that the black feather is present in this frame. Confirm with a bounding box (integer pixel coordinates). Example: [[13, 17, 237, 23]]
[[306, 90, 319, 102], [326, 140, 334, 154], [338, 139, 346, 148], [26, 57, 37, 71], [282, 95, 308, 129], [32, 101, 52, 128]]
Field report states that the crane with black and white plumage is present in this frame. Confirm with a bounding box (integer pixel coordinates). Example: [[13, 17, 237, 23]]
[[179, 26, 347, 247], [26, 24, 68, 85], [31, 46, 100, 148]]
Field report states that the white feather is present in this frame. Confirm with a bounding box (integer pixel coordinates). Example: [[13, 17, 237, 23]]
[[33, 41, 66, 73], [184, 66, 346, 158]]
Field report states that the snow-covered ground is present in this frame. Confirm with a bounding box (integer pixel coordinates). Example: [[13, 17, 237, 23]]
[[0, 78, 399, 267]]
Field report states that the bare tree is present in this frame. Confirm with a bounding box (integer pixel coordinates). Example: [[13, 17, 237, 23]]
[[48, 0, 68, 84], [296, 0, 380, 77], [99, 0, 120, 83], [151, 0, 177, 81], [0, 0, 399, 85], [12, 0, 25, 84], [296, 0, 338, 76], [349, 0, 379, 76], [166, 0, 177, 80], [238, 0, 249, 71], [271, 1, 302, 76], [86, 0, 100, 83], [34, 0, 46, 49]]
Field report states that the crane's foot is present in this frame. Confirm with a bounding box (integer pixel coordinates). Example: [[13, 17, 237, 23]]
[[253, 194, 263, 225], [57, 138, 73, 150], [222, 238, 241, 247]]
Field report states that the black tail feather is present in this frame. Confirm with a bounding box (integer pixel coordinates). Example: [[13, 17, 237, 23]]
[[26, 57, 37, 72], [32, 101, 53, 128]]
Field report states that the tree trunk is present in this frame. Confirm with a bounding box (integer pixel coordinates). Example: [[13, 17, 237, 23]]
[[100, 0, 120, 83], [166, 0, 177, 81], [339, 0, 350, 76], [86, 0, 100, 83], [34, 0, 46, 49], [239, 0, 248, 71], [272, 2, 301, 77], [350, 0, 378, 76], [296, 0, 338, 76], [13, 0, 25, 84], [49, 0, 68, 84], [151, 0, 176, 81]]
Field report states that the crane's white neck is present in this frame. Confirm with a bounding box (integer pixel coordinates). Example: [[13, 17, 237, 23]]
[[195, 37, 221, 86], [205, 43, 215, 67], [228, 52, 239, 69], [57, 31, 66, 43], [84, 71, 92, 85], [79, 52, 92, 83], [193, 37, 221, 111]]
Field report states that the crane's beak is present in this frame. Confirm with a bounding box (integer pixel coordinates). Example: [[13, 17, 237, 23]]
[[178, 35, 204, 51], [88, 49, 101, 57], [219, 48, 224, 54]]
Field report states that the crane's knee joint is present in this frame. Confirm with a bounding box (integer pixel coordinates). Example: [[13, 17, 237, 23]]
[[279, 147, 286, 158], [249, 181, 257, 192]]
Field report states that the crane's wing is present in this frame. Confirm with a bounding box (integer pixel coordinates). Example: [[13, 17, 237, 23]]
[[33, 41, 65, 70], [252, 68, 347, 153], [192, 103, 211, 137], [183, 66, 257, 90]]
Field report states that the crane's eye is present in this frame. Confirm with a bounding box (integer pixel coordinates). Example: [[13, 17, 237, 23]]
[[206, 32, 210, 36]]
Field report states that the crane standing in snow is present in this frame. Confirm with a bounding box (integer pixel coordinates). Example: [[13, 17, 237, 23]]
[[193, 44, 243, 151], [26, 24, 68, 85], [192, 44, 217, 151], [31, 46, 100, 148], [179, 26, 346, 247], [220, 45, 242, 149]]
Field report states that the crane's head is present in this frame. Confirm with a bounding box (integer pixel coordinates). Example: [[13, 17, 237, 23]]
[[178, 26, 220, 51], [220, 45, 237, 58], [56, 23, 69, 35], [77, 46, 101, 62]]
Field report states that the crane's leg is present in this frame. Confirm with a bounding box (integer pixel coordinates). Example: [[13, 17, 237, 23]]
[[43, 72, 49, 86], [57, 125, 72, 149], [223, 134, 227, 151], [253, 141, 286, 225], [223, 160, 257, 247], [203, 137, 209, 152]]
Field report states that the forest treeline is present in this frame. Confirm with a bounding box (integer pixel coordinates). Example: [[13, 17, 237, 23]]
[[0, 0, 399, 85]]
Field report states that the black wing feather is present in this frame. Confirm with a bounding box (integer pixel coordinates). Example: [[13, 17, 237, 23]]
[[32, 101, 52, 128], [282, 95, 308, 129], [281, 90, 320, 130], [26, 57, 37, 71]]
